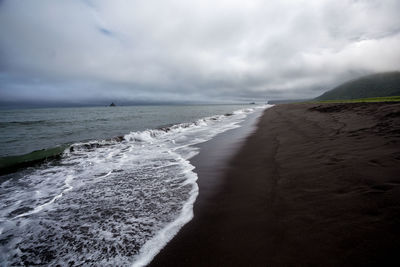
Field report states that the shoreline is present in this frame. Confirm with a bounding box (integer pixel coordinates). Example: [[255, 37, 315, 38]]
[[189, 107, 266, 210], [133, 107, 266, 266], [0, 105, 266, 266], [150, 102, 400, 266]]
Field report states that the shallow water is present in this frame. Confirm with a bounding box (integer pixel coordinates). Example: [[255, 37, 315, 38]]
[[0, 104, 269, 266], [0, 105, 254, 158]]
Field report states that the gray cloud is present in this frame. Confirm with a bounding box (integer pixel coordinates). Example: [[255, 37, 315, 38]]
[[1, 0, 400, 104]]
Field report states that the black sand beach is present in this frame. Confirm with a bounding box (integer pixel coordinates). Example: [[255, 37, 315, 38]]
[[151, 102, 400, 266]]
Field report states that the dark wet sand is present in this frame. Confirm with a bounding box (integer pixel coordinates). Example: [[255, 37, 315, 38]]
[[150, 102, 400, 266]]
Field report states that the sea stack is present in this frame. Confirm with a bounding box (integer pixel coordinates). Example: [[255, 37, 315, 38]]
[[109, 102, 116, 107]]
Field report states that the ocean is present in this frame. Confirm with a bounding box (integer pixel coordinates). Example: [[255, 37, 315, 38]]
[[0, 104, 266, 266]]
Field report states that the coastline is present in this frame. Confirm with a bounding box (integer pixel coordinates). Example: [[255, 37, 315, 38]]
[[132, 107, 266, 266], [150, 102, 400, 266], [0, 105, 266, 266]]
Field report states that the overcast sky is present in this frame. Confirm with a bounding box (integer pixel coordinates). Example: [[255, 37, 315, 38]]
[[1, 0, 400, 105]]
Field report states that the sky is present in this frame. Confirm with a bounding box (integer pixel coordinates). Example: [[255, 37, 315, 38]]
[[1, 0, 400, 105]]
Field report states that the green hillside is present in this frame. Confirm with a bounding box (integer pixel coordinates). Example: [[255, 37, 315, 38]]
[[316, 72, 400, 100]]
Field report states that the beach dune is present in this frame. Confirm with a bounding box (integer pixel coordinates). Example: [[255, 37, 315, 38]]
[[151, 102, 400, 266]]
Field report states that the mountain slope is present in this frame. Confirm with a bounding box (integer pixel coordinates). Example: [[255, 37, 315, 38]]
[[317, 72, 400, 100]]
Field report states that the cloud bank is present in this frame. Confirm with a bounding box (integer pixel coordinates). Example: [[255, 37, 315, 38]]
[[1, 0, 400, 104]]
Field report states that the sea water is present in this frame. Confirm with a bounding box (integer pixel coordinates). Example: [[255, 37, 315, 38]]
[[0, 104, 268, 266]]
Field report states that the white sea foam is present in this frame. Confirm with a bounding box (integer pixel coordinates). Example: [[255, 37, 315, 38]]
[[0, 105, 270, 266]]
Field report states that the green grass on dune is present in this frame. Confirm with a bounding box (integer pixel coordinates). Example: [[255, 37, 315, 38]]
[[311, 95, 400, 104]]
